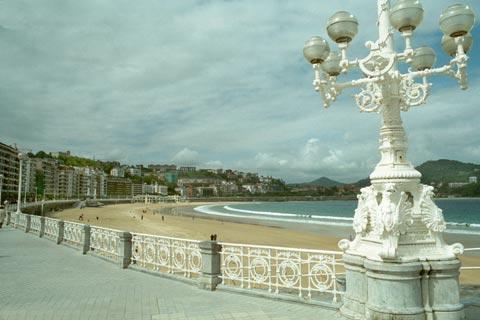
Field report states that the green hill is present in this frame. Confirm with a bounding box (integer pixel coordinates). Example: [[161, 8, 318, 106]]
[[416, 159, 480, 184]]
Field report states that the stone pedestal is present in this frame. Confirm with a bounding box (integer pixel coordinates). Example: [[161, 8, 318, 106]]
[[427, 260, 465, 320], [118, 231, 132, 269], [198, 241, 222, 291], [365, 259, 424, 320], [341, 255, 465, 320], [340, 254, 367, 319]]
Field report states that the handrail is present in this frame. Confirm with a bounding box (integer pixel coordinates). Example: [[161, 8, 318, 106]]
[[131, 231, 201, 243], [218, 241, 343, 255]]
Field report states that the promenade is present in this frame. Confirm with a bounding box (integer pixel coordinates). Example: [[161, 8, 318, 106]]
[[0, 227, 339, 320]]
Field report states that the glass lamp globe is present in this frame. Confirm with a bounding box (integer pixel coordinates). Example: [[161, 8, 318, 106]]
[[390, 0, 424, 32], [321, 52, 342, 76], [442, 33, 473, 56], [439, 4, 476, 37], [303, 36, 331, 64], [326, 11, 358, 43], [411, 46, 436, 71]]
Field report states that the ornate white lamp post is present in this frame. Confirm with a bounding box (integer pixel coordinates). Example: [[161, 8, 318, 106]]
[[303, 1, 475, 319]]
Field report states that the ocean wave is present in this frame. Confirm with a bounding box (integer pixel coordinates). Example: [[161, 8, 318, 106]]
[[195, 204, 480, 235], [194, 205, 352, 227], [446, 222, 480, 228], [224, 205, 354, 221]]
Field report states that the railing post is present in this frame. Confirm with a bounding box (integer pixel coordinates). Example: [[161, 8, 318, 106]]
[[82, 225, 91, 254], [39, 217, 45, 237], [118, 231, 132, 269], [0, 208, 5, 228], [5, 210, 10, 226], [14, 213, 20, 228], [56, 220, 64, 244], [198, 240, 222, 291], [25, 215, 31, 233]]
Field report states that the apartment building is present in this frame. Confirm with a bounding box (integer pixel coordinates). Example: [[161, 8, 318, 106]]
[[0, 142, 19, 201]]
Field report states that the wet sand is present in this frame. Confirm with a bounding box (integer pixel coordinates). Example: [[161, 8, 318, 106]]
[[53, 202, 480, 284]]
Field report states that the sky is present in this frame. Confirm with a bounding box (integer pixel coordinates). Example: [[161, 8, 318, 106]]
[[0, 0, 478, 183]]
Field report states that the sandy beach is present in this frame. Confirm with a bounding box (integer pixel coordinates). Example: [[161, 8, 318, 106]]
[[52, 202, 480, 284]]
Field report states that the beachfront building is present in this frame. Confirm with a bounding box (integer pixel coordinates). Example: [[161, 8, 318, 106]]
[[126, 167, 142, 177], [0, 141, 19, 202], [110, 167, 125, 178], [164, 171, 178, 184], [20, 156, 36, 200], [106, 176, 132, 198], [131, 183, 143, 196], [179, 166, 196, 174], [143, 183, 168, 195], [448, 182, 470, 188], [56, 166, 77, 199], [33, 157, 59, 199]]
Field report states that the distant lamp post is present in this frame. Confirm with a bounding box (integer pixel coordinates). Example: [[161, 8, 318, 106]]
[[304, 1, 475, 319], [0, 174, 4, 207], [16, 153, 25, 214]]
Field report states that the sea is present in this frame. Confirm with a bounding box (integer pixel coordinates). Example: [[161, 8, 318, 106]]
[[194, 198, 480, 235]]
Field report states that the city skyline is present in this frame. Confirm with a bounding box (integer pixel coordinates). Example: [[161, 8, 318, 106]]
[[0, 0, 479, 183]]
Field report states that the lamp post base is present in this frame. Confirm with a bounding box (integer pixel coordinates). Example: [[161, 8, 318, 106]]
[[340, 254, 465, 320]]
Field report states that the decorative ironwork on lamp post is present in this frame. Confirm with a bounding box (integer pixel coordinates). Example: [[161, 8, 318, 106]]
[[304, 2, 475, 319]]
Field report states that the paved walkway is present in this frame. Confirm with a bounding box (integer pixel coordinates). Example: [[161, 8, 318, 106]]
[[0, 228, 340, 320]]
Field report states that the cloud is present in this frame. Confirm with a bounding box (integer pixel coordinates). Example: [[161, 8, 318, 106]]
[[171, 148, 201, 166], [0, 0, 478, 183]]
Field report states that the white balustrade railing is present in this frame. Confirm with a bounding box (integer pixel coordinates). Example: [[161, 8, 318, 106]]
[[219, 242, 344, 303], [16, 213, 27, 229], [131, 233, 202, 278], [90, 226, 120, 262], [9, 212, 17, 226], [44, 217, 59, 240], [30, 215, 42, 234], [63, 221, 84, 247]]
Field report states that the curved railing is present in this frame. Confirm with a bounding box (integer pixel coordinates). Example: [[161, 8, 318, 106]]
[[16, 213, 27, 229], [63, 221, 84, 248], [131, 233, 202, 277], [30, 215, 42, 235], [43, 217, 59, 241], [218, 242, 344, 303], [89, 226, 121, 262]]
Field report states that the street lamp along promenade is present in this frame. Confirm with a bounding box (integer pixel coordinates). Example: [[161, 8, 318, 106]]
[[16, 152, 25, 214], [303, 1, 475, 319]]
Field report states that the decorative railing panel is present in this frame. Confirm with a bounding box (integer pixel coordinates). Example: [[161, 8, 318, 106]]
[[90, 226, 120, 262], [63, 221, 84, 247], [9, 212, 18, 226], [16, 213, 27, 229], [131, 233, 202, 278], [44, 217, 59, 241], [30, 216, 42, 234], [219, 243, 344, 303]]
